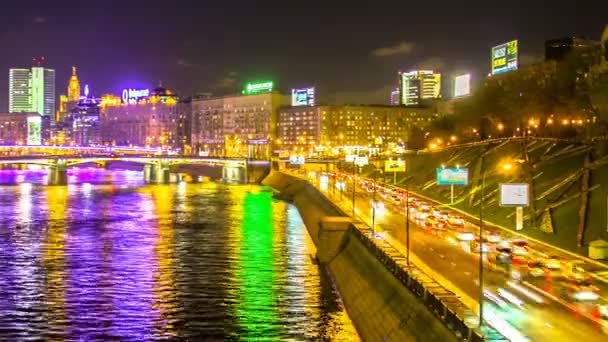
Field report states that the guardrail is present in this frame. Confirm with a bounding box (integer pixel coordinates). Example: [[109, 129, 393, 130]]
[[349, 224, 504, 341], [281, 171, 506, 341]]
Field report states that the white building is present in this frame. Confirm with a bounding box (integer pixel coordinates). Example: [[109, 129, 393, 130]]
[[8, 69, 31, 113], [8, 65, 55, 123], [400, 70, 441, 106]]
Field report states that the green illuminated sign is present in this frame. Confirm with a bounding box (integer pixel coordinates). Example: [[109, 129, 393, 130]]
[[244, 81, 274, 94], [436, 167, 469, 185]]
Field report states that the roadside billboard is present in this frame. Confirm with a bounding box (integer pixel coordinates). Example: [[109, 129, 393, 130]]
[[436, 167, 469, 185], [289, 155, 305, 165], [499, 183, 529, 207], [384, 159, 406, 172]]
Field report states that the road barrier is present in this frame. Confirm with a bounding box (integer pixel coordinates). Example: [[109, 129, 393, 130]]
[[348, 224, 507, 341]]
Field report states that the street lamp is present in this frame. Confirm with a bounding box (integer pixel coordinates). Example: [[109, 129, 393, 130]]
[[405, 177, 411, 265], [478, 155, 486, 328], [371, 167, 382, 236]]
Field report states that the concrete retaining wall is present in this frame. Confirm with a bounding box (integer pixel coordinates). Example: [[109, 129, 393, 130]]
[[263, 172, 478, 341]]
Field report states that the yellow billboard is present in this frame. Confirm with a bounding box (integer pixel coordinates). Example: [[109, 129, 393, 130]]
[[384, 159, 405, 172]]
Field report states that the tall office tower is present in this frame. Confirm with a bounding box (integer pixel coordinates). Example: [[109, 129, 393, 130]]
[[67, 66, 81, 101], [399, 70, 441, 106], [31, 63, 56, 121], [390, 88, 400, 106], [8, 69, 31, 112]]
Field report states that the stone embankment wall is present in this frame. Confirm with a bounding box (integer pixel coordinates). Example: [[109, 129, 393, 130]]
[[263, 172, 465, 342]]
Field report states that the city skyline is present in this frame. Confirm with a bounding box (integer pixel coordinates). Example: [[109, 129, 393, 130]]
[[0, 1, 606, 110]]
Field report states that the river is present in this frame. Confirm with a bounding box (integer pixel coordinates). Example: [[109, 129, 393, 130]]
[[0, 168, 358, 341]]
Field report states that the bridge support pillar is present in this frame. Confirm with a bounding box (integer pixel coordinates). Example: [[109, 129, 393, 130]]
[[49, 159, 68, 186], [155, 165, 170, 184], [143, 164, 169, 184], [144, 164, 155, 183], [222, 164, 246, 184]]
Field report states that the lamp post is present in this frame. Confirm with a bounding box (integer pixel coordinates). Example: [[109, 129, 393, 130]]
[[371, 167, 381, 235], [352, 159, 357, 217], [478, 155, 486, 328], [405, 179, 410, 265]]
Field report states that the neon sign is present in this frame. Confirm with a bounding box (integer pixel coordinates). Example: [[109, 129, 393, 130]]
[[243, 81, 273, 94], [121, 88, 150, 103]]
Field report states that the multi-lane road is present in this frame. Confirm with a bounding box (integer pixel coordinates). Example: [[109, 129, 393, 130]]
[[292, 170, 608, 341]]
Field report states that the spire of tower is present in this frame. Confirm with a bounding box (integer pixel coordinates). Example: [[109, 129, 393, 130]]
[[72, 66, 77, 76]]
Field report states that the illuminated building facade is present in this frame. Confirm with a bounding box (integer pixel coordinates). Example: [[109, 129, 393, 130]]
[[71, 85, 101, 146], [0, 112, 50, 145], [400, 70, 441, 106], [67, 66, 81, 101], [8, 69, 31, 113], [8, 59, 56, 125], [31, 64, 56, 121], [277, 105, 436, 155], [100, 85, 179, 148], [390, 88, 400, 106], [191, 91, 290, 157]]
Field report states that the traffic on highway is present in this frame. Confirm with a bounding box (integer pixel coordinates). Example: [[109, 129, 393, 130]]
[[290, 168, 608, 341]]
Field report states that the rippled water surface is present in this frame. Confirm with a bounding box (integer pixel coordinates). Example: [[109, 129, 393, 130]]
[[0, 169, 357, 341]]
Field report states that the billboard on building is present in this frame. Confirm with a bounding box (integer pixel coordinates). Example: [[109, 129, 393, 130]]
[[491, 40, 518, 75], [121, 88, 150, 103], [454, 74, 471, 97], [499, 183, 529, 207], [27, 116, 42, 145], [244, 81, 274, 94], [436, 167, 469, 185], [291, 87, 315, 106]]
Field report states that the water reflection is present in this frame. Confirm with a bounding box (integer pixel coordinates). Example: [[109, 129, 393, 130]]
[[0, 170, 357, 340]]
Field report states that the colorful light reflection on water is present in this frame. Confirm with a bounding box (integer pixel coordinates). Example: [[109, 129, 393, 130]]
[[0, 170, 357, 340]]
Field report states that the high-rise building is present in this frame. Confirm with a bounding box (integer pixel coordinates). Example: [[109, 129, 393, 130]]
[[399, 70, 441, 106], [545, 36, 600, 62], [67, 66, 81, 101], [31, 66, 56, 120], [71, 85, 101, 146], [8, 69, 31, 113], [390, 88, 400, 106], [8, 59, 56, 124]]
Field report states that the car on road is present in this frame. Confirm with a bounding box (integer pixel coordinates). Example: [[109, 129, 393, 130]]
[[564, 278, 600, 301], [526, 261, 545, 277], [511, 240, 530, 256], [415, 207, 432, 221], [447, 214, 465, 227], [543, 256, 562, 270], [563, 260, 590, 282], [486, 231, 501, 243]]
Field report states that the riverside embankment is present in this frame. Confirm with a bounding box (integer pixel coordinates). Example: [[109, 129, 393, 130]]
[[263, 171, 494, 342]]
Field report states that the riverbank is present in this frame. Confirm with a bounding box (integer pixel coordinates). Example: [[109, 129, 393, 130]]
[[263, 171, 465, 341]]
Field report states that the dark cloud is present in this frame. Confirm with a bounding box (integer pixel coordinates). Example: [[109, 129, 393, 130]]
[[371, 42, 415, 57]]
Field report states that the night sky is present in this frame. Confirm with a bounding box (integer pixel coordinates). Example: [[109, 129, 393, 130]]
[[0, 0, 605, 110]]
